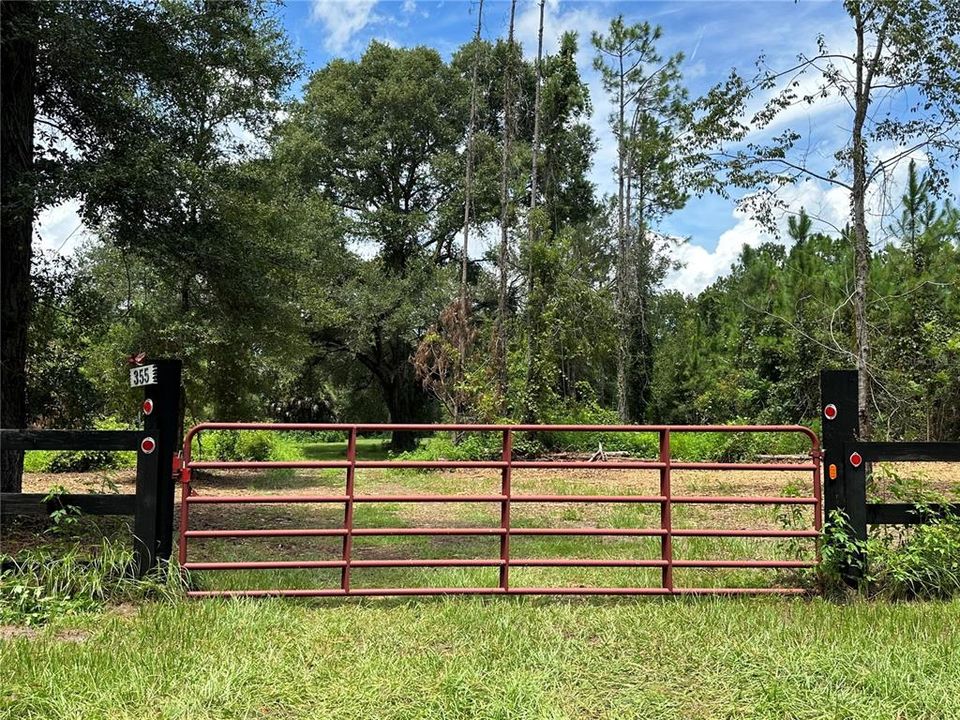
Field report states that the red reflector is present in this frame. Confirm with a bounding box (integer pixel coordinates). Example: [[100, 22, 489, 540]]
[[141, 437, 157, 454], [823, 404, 837, 420], [828, 464, 838, 480], [849, 451, 863, 468], [142, 398, 154, 415]]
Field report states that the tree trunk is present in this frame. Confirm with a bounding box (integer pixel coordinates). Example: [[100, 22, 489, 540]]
[[1, 0, 37, 493], [615, 51, 629, 422], [851, 11, 873, 439], [455, 0, 483, 427], [523, 0, 545, 422], [382, 369, 431, 452], [492, 0, 517, 411]]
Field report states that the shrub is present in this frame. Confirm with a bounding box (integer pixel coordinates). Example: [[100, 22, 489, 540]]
[[22, 418, 137, 473], [47, 449, 123, 473], [193, 429, 301, 462], [819, 476, 960, 600], [869, 514, 960, 599]]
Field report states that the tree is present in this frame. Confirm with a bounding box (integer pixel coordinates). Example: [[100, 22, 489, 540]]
[[592, 17, 689, 421], [454, 0, 484, 425], [277, 42, 469, 449], [1, 0, 37, 492], [523, 31, 600, 417], [710, 0, 960, 437], [492, 0, 518, 408], [0, 0, 298, 491]]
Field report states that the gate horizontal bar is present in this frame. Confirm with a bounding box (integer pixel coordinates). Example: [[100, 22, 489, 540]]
[[185, 528, 349, 538], [512, 461, 666, 470], [672, 529, 819, 537], [511, 495, 665, 503], [186, 494, 347, 504], [182, 558, 815, 571], [511, 528, 666, 536], [186, 586, 807, 598], [672, 559, 815, 568], [670, 496, 817, 505], [185, 421, 820, 440], [187, 459, 816, 472], [671, 462, 817, 471]]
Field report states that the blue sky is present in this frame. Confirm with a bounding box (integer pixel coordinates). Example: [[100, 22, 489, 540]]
[[38, 1, 956, 294]]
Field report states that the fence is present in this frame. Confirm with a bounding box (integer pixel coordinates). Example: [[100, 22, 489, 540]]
[[820, 369, 960, 581], [1, 358, 182, 576]]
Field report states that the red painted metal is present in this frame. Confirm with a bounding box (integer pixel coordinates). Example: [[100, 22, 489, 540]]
[[177, 423, 822, 597]]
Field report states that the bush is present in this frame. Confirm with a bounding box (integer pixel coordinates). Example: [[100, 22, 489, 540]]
[[819, 471, 960, 601], [193, 429, 301, 462], [397, 406, 814, 463], [869, 514, 960, 599], [22, 418, 137, 473]]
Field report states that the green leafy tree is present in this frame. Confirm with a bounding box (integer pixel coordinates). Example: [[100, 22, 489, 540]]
[[707, 0, 960, 437], [0, 0, 298, 491], [277, 42, 469, 449], [592, 17, 690, 421]]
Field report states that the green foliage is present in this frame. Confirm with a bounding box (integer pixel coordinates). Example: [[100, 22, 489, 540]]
[[22, 419, 137, 473], [0, 537, 183, 626], [868, 514, 960, 600], [820, 469, 960, 601], [192, 430, 301, 462]]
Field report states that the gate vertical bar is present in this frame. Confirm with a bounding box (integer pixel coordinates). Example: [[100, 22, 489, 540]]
[[177, 465, 191, 567], [659, 429, 673, 592], [499, 429, 513, 591], [341, 427, 358, 592]]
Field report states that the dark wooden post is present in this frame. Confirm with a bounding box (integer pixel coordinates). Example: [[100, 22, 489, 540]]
[[133, 437, 160, 577], [133, 358, 182, 575], [820, 369, 859, 519], [820, 369, 864, 583]]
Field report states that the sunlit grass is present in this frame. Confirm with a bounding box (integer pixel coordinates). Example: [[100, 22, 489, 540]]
[[3, 597, 959, 719]]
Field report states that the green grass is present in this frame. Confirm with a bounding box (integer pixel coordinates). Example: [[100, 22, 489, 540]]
[[7, 440, 958, 718], [3, 597, 960, 719]]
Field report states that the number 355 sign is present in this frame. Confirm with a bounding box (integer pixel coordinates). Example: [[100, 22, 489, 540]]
[[129, 364, 158, 388]]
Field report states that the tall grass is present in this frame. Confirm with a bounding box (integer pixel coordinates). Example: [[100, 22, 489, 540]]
[[0, 537, 184, 626]]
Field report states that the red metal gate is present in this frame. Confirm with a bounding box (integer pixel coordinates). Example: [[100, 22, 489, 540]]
[[177, 424, 821, 597]]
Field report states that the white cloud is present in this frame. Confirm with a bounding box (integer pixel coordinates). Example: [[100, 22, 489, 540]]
[[663, 142, 931, 295], [36, 199, 93, 255], [310, 0, 378, 53]]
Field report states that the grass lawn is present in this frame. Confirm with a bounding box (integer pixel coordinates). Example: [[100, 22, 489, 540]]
[[4, 441, 960, 719], [3, 596, 960, 719]]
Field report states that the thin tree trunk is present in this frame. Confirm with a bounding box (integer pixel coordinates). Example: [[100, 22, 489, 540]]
[[1, 0, 37, 493], [493, 0, 517, 410], [615, 49, 629, 422], [851, 9, 873, 439], [523, 0, 545, 421], [456, 0, 483, 426]]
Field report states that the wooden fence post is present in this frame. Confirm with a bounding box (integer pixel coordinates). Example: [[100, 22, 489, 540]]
[[820, 369, 864, 583], [132, 358, 182, 576]]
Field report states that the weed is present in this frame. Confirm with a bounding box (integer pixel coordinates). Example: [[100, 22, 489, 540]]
[[0, 537, 185, 626]]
